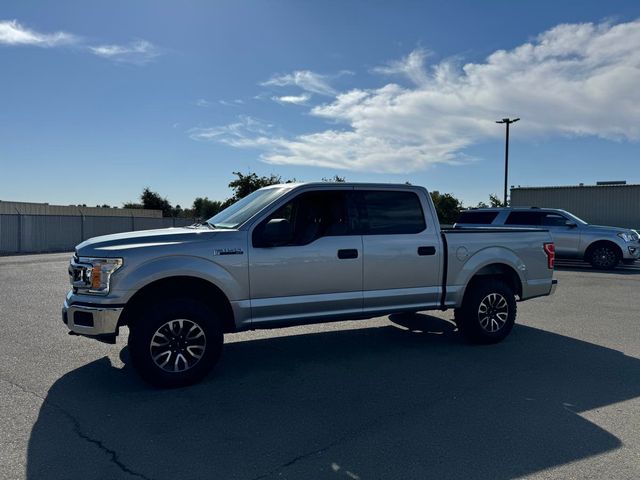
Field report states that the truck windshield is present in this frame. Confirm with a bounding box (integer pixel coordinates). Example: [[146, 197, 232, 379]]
[[207, 187, 290, 229]]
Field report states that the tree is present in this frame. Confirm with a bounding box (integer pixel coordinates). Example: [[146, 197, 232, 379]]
[[476, 194, 504, 208], [227, 171, 289, 201], [321, 175, 346, 182], [140, 187, 174, 217], [192, 197, 223, 219], [430, 191, 463, 225]]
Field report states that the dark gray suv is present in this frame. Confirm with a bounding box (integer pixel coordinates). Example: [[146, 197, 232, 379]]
[[455, 207, 639, 270]]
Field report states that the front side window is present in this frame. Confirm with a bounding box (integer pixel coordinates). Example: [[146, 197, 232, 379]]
[[356, 191, 426, 235], [542, 213, 569, 227], [253, 190, 352, 247]]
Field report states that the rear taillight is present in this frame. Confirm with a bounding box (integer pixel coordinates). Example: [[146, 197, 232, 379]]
[[544, 243, 555, 269]]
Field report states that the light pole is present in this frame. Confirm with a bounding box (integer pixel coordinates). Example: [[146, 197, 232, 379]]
[[496, 117, 519, 206]]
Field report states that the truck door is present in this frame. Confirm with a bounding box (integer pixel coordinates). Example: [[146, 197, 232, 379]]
[[248, 189, 363, 326], [356, 188, 442, 313]]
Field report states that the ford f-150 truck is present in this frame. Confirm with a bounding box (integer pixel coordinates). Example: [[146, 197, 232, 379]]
[[63, 183, 557, 387]]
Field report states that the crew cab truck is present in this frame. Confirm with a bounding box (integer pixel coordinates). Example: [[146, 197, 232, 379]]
[[455, 207, 640, 270], [63, 183, 557, 387]]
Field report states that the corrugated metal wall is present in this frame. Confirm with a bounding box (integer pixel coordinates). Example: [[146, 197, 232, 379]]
[[510, 185, 640, 229], [0, 201, 163, 217], [0, 215, 195, 254]]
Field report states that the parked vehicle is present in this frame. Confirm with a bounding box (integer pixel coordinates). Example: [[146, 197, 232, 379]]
[[63, 183, 557, 387], [455, 207, 640, 270]]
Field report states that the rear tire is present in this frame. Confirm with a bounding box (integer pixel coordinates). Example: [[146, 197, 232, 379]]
[[454, 280, 516, 344], [128, 298, 223, 388], [588, 245, 620, 270]]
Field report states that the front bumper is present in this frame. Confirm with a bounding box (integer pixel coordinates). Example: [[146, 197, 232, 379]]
[[62, 299, 122, 337], [623, 243, 640, 260]]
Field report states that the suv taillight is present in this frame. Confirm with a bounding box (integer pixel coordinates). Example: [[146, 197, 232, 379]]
[[544, 243, 555, 269]]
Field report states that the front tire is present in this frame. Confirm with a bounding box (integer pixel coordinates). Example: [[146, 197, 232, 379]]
[[588, 245, 620, 270], [128, 298, 223, 388], [454, 280, 516, 344]]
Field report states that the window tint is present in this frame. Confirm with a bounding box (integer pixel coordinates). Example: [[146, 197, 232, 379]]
[[456, 211, 499, 225], [542, 213, 568, 227], [505, 211, 543, 226], [357, 191, 426, 235], [253, 191, 353, 247]]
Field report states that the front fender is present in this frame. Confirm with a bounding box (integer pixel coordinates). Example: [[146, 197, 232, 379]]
[[112, 254, 247, 303]]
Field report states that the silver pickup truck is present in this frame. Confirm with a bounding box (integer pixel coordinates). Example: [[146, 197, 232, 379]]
[[455, 207, 640, 270], [63, 183, 557, 387]]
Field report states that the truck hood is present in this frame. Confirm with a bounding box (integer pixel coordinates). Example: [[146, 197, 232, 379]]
[[75, 226, 227, 257]]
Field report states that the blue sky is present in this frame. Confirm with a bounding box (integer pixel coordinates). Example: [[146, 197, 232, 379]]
[[1, 0, 639, 208]]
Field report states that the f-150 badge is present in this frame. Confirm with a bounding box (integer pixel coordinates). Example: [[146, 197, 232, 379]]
[[213, 248, 244, 256]]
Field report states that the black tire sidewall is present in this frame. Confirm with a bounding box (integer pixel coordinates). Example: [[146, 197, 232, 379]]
[[589, 246, 620, 270], [128, 298, 223, 388], [456, 280, 516, 344]]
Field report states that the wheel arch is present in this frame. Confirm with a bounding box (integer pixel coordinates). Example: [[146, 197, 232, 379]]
[[119, 276, 236, 333], [584, 239, 623, 261], [461, 263, 523, 305]]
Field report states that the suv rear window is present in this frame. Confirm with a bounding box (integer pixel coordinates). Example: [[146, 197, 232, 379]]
[[456, 211, 499, 224], [505, 211, 543, 226]]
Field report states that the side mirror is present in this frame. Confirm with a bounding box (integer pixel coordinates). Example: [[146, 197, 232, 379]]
[[565, 220, 577, 228], [257, 218, 293, 246]]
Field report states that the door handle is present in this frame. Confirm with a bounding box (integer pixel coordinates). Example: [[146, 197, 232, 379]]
[[418, 246, 436, 256], [337, 249, 358, 259]]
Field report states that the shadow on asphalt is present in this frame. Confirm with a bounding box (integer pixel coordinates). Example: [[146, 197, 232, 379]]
[[555, 261, 640, 275], [27, 315, 640, 479]]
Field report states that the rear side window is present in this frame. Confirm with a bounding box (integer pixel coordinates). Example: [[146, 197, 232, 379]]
[[456, 211, 499, 224], [505, 211, 543, 226], [357, 191, 426, 235]]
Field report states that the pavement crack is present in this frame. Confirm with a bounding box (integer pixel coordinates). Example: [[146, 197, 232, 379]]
[[0, 376, 154, 480], [65, 414, 153, 480]]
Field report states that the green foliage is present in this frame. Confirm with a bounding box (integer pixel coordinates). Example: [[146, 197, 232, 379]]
[[192, 197, 223, 219], [123, 202, 143, 209], [430, 191, 463, 225], [321, 175, 346, 182], [140, 187, 174, 217], [228, 172, 287, 201], [489, 193, 504, 207], [476, 193, 505, 208]]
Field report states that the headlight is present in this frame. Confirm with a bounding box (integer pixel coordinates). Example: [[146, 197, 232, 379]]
[[69, 257, 123, 295], [617, 232, 637, 242]]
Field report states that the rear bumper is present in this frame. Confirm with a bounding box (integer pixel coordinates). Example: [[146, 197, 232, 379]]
[[550, 279, 558, 295], [62, 300, 122, 337]]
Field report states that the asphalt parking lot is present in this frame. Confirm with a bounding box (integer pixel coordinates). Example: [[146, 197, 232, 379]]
[[1, 253, 639, 480]]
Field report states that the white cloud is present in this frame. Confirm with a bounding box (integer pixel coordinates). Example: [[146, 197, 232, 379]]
[[89, 40, 160, 64], [372, 47, 431, 85], [272, 94, 311, 105], [194, 20, 640, 173], [0, 19, 77, 47], [0, 19, 160, 66], [189, 116, 276, 147], [261, 70, 337, 96]]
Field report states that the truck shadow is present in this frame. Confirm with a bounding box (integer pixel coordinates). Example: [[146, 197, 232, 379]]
[[27, 316, 640, 480]]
